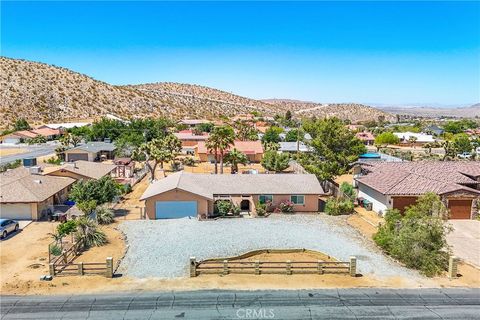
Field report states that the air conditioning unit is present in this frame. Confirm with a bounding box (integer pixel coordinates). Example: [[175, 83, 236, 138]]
[[29, 166, 42, 175]]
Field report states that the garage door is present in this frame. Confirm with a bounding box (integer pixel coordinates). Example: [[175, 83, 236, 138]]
[[155, 201, 197, 219], [0, 203, 32, 220], [392, 196, 418, 214], [448, 200, 472, 219], [67, 153, 89, 162]]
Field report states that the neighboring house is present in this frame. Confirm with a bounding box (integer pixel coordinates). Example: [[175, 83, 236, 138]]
[[43, 160, 117, 181], [393, 132, 435, 144], [465, 128, 480, 137], [179, 119, 211, 128], [346, 124, 366, 132], [278, 141, 313, 153], [0, 167, 75, 220], [196, 140, 264, 163], [140, 171, 326, 219], [426, 125, 444, 136], [37, 122, 92, 130], [355, 131, 375, 145], [173, 130, 209, 154], [63, 141, 116, 162], [1, 128, 61, 144], [355, 162, 480, 219]]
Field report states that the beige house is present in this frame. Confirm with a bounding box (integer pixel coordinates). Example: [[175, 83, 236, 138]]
[[63, 142, 116, 162], [44, 160, 117, 180], [0, 167, 75, 220], [195, 140, 264, 163], [140, 171, 325, 219]]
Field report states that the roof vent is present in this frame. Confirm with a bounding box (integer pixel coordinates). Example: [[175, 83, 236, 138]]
[[33, 179, 42, 184], [29, 166, 42, 175]]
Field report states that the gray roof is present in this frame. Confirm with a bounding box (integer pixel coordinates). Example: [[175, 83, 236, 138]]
[[279, 142, 313, 152], [45, 160, 117, 180], [141, 171, 325, 200], [0, 167, 75, 203], [67, 141, 116, 153]]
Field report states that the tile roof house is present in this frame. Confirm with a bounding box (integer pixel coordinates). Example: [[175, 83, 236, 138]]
[[63, 141, 116, 162], [173, 130, 209, 154], [196, 140, 264, 163], [0, 167, 75, 220], [140, 171, 326, 219], [355, 161, 480, 219], [355, 131, 375, 145], [1, 128, 61, 144], [179, 119, 211, 128], [44, 160, 117, 181]]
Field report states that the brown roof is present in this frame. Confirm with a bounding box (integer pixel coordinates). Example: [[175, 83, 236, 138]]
[[196, 140, 264, 155], [355, 131, 375, 141], [0, 167, 75, 203], [31, 127, 60, 136], [44, 160, 116, 180], [356, 161, 480, 196]]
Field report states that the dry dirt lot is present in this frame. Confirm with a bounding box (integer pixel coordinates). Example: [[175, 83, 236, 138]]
[[0, 148, 27, 157]]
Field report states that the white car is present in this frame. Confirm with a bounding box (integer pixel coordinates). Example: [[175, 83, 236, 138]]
[[457, 152, 472, 159]]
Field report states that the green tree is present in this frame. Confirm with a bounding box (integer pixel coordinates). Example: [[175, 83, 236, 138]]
[[301, 117, 367, 180], [233, 121, 258, 141], [206, 126, 235, 174], [261, 151, 290, 172], [115, 132, 145, 157], [75, 217, 107, 249], [285, 110, 292, 121], [374, 132, 400, 147], [196, 122, 214, 133], [262, 126, 283, 144], [26, 135, 47, 145], [373, 193, 451, 277], [60, 133, 82, 148], [13, 118, 30, 131], [453, 133, 472, 154], [69, 176, 120, 207], [285, 129, 304, 142], [224, 148, 249, 174]]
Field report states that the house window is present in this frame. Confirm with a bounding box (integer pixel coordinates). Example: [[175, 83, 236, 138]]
[[290, 195, 305, 205], [259, 195, 273, 204]]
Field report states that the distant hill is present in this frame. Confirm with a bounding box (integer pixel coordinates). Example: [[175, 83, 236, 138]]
[[0, 56, 395, 128], [378, 104, 480, 118]]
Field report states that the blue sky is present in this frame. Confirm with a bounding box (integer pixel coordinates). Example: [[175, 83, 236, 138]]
[[1, 1, 479, 105]]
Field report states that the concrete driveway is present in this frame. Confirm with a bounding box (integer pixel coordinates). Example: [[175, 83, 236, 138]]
[[447, 220, 480, 267]]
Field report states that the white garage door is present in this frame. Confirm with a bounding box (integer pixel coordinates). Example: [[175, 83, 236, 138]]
[[0, 203, 32, 220]]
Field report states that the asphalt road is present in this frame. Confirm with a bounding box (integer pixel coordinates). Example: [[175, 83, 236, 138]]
[[1, 288, 479, 319], [0, 145, 57, 165]]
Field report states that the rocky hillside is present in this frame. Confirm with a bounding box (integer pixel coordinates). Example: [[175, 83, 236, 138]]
[[378, 104, 480, 118], [0, 57, 394, 128]]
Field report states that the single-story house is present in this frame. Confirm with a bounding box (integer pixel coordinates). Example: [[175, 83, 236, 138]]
[[196, 140, 264, 163], [43, 160, 117, 181], [140, 171, 326, 219], [173, 130, 209, 154], [1, 128, 61, 144], [0, 167, 75, 220], [393, 132, 435, 145], [278, 141, 313, 153], [426, 125, 444, 136], [179, 119, 211, 128], [355, 162, 480, 219], [355, 131, 375, 145], [63, 141, 116, 162]]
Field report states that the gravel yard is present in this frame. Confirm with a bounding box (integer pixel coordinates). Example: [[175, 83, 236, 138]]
[[118, 214, 421, 279]]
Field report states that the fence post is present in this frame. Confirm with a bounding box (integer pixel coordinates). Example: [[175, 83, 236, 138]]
[[105, 257, 113, 278], [78, 262, 84, 276], [317, 260, 323, 275], [223, 260, 229, 275], [255, 260, 260, 275], [190, 257, 197, 277], [49, 263, 55, 276], [349, 256, 357, 277], [448, 256, 459, 279], [286, 260, 292, 275]]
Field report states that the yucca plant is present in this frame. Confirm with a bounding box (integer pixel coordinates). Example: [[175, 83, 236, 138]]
[[75, 217, 107, 249], [96, 206, 115, 225]]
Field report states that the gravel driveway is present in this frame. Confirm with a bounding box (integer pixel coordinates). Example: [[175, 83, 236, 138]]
[[447, 220, 480, 267], [118, 215, 421, 279]]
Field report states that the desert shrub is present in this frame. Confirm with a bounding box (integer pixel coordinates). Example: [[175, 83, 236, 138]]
[[214, 200, 232, 216], [325, 198, 354, 216], [231, 203, 241, 216], [279, 200, 294, 213], [256, 202, 267, 217], [74, 217, 108, 249], [182, 157, 196, 166], [373, 193, 451, 277], [77, 200, 97, 215], [120, 183, 132, 194], [49, 244, 62, 256], [45, 156, 62, 165], [340, 182, 355, 200], [96, 206, 115, 225], [57, 220, 77, 237]]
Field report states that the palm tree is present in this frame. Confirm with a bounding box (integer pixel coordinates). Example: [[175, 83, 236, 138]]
[[206, 126, 235, 174], [224, 148, 248, 174]]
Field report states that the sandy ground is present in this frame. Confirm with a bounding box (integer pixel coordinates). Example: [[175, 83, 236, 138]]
[[334, 174, 353, 186], [180, 162, 267, 174], [0, 148, 27, 157]]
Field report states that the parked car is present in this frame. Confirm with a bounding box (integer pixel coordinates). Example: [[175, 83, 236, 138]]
[[457, 152, 472, 159], [0, 219, 19, 239]]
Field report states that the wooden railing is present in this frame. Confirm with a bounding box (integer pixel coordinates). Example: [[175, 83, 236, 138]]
[[49, 257, 114, 278], [189, 249, 357, 277]]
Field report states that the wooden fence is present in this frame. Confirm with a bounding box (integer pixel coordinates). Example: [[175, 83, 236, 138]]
[[189, 249, 357, 277], [49, 257, 114, 278]]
